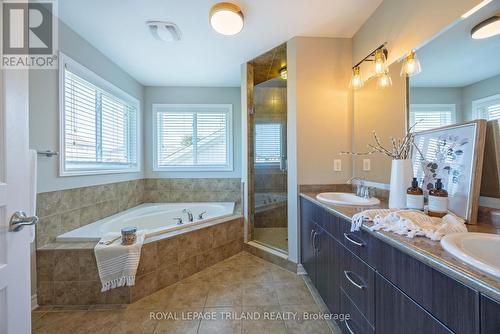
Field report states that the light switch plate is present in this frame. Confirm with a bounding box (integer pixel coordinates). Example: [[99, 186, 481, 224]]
[[334, 159, 342, 171], [363, 159, 371, 171]]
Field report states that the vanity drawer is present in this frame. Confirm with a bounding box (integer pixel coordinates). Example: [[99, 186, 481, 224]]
[[375, 241, 479, 334], [339, 219, 380, 267], [341, 247, 375, 325], [376, 273, 453, 334], [340, 288, 374, 334]]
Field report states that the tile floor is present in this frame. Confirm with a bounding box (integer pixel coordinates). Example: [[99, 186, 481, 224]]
[[32, 252, 335, 334]]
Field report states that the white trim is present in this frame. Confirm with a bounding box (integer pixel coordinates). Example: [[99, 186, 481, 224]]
[[472, 93, 500, 120], [152, 103, 233, 172], [58, 52, 141, 176]]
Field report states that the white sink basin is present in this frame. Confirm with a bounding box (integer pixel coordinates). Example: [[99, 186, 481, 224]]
[[316, 192, 380, 206], [441, 233, 500, 279]]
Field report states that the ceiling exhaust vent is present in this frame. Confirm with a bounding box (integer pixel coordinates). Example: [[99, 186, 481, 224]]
[[146, 21, 182, 42]]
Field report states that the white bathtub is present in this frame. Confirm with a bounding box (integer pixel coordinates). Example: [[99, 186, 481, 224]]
[[56, 202, 235, 242]]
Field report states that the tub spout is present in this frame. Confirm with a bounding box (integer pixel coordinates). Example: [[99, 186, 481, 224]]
[[183, 209, 194, 222]]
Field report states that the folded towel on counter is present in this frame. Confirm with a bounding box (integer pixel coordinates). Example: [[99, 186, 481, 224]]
[[94, 231, 146, 292], [351, 209, 467, 241]]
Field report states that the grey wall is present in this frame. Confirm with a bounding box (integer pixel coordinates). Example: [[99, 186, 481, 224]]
[[463, 74, 500, 121], [144, 86, 242, 179], [29, 21, 145, 193], [410, 87, 464, 122]]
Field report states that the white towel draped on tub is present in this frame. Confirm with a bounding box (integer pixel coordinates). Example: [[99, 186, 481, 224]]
[[351, 209, 467, 241], [94, 231, 146, 292]]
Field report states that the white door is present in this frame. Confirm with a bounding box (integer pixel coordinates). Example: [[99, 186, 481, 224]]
[[0, 66, 34, 333]]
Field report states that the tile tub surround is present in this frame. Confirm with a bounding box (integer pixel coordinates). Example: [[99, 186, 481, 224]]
[[36, 178, 242, 248], [33, 252, 334, 334], [36, 217, 244, 306], [36, 180, 145, 248], [300, 192, 500, 302], [144, 178, 241, 207]]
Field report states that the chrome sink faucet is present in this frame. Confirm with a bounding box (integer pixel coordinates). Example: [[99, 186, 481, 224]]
[[347, 177, 373, 199], [183, 209, 194, 222]]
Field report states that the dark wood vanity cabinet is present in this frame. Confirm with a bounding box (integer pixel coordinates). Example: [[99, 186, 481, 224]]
[[300, 197, 498, 334]]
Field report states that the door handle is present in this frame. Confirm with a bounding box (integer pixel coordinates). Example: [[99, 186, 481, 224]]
[[9, 211, 38, 232]]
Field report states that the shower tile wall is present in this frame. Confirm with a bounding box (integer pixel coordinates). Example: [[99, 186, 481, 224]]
[[36, 178, 242, 249]]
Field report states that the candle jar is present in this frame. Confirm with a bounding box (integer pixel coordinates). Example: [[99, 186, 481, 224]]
[[121, 226, 137, 245]]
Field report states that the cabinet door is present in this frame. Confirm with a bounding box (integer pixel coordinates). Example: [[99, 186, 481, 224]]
[[376, 273, 453, 334], [481, 295, 500, 334], [300, 198, 317, 283], [315, 225, 342, 314]]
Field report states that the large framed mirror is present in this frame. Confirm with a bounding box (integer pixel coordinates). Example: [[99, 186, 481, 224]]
[[408, 0, 500, 201]]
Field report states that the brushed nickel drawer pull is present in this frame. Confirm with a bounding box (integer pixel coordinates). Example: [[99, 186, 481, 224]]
[[345, 319, 355, 334], [344, 270, 366, 290], [344, 233, 364, 247], [310, 229, 315, 247]]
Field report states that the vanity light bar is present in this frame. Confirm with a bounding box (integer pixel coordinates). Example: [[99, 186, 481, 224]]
[[350, 42, 389, 89]]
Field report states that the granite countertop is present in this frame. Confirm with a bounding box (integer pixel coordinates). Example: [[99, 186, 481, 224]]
[[300, 191, 500, 302]]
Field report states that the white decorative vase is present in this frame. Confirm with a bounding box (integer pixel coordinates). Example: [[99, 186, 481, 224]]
[[389, 159, 413, 209]]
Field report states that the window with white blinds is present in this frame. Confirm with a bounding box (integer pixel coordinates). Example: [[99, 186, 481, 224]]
[[254, 123, 283, 167], [473, 94, 500, 121], [153, 104, 233, 171], [409, 104, 456, 132], [60, 54, 139, 175]]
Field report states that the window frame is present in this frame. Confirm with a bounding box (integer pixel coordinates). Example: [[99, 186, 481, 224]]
[[254, 121, 285, 169], [59, 52, 141, 176], [409, 103, 457, 132], [152, 103, 233, 172], [472, 94, 500, 120]]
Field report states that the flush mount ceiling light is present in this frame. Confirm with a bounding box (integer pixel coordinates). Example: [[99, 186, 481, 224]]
[[146, 21, 181, 42], [209, 2, 244, 35], [279, 67, 288, 80], [349, 66, 364, 89], [400, 50, 421, 77], [471, 13, 500, 39]]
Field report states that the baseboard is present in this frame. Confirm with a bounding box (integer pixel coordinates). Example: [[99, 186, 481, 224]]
[[31, 294, 38, 310]]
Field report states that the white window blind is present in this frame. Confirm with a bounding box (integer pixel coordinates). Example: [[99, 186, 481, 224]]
[[154, 104, 232, 171], [409, 104, 456, 132], [473, 94, 500, 121], [60, 54, 139, 175], [254, 123, 283, 166]]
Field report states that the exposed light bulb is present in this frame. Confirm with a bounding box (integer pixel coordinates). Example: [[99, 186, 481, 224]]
[[279, 67, 288, 80], [377, 71, 392, 89], [374, 49, 386, 75], [400, 51, 421, 77], [349, 66, 364, 89]]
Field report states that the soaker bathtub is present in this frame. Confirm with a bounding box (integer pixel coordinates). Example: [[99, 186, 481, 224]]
[[56, 202, 235, 242]]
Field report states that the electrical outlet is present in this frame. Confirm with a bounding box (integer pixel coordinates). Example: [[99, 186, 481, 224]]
[[334, 159, 342, 172], [363, 159, 371, 171]]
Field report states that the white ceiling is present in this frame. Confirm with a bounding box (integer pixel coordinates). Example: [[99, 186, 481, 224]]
[[410, 0, 500, 88], [58, 0, 383, 87]]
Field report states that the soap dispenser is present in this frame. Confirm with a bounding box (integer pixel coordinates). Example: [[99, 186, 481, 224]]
[[428, 179, 448, 218], [406, 177, 424, 210]]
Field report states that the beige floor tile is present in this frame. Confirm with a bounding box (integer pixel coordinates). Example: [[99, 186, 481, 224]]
[[152, 308, 203, 334], [281, 304, 333, 334], [241, 305, 287, 334], [127, 285, 177, 310], [205, 283, 243, 307], [32, 311, 88, 334], [75, 310, 125, 334], [198, 307, 242, 334], [166, 282, 210, 309], [108, 310, 159, 334], [274, 280, 316, 306], [242, 282, 279, 306]]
